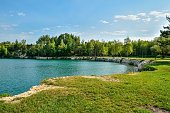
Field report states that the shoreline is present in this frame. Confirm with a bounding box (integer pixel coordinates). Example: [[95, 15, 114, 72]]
[[0, 57, 153, 101], [0, 56, 153, 71], [0, 75, 121, 103]]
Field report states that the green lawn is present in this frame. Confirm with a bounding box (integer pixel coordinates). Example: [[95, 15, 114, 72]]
[[0, 60, 170, 113]]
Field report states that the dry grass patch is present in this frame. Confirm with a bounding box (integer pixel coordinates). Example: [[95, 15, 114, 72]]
[[82, 75, 120, 82]]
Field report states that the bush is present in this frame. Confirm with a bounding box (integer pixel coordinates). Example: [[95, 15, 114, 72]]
[[141, 65, 157, 71], [128, 62, 134, 66]]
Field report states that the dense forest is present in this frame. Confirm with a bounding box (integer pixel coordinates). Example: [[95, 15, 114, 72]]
[[0, 17, 170, 58]]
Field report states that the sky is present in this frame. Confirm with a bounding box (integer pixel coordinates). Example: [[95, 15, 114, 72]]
[[0, 0, 170, 43]]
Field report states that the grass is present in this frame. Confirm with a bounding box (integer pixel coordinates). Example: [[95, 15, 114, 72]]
[[0, 60, 170, 113], [0, 93, 10, 98]]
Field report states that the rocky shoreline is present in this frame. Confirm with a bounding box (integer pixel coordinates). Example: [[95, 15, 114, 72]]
[[0, 57, 154, 103], [1, 56, 153, 71], [21, 56, 153, 71]]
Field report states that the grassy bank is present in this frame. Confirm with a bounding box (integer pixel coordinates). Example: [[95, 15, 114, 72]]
[[0, 60, 170, 113]]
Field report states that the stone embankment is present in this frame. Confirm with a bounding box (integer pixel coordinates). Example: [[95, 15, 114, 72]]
[[34, 56, 153, 71]]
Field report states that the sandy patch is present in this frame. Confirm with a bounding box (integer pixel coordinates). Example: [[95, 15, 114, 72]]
[[0, 84, 65, 103], [127, 72, 138, 76]]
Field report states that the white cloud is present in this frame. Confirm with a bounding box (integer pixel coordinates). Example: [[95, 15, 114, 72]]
[[0, 33, 31, 42], [19, 32, 34, 36], [100, 20, 109, 24], [130, 36, 154, 41], [139, 29, 148, 32], [137, 13, 146, 16], [53, 25, 70, 29], [142, 18, 151, 22], [17, 12, 26, 16], [113, 10, 170, 23], [42, 28, 50, 31], [28, 32, 34, 35], [149, 11, 170, 18], [114, 15, 140, 21], [69, 32, 83, 36], [56, 26, 63, 28], [154, 19, 160, 22], [0, 24, 18, 30], [101, 30, 127, 36], [0, 25, 12, 30], [149, 11, 164, 18]]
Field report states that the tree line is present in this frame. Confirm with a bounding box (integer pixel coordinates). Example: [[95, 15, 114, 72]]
[[0, 17, 170, 58]]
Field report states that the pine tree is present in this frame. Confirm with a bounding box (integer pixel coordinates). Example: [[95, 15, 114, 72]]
[[157, 16, 170, 58]]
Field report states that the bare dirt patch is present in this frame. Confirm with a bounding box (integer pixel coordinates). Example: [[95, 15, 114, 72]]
[[149, 106, 170, 113], [82, 76, 120, 82]]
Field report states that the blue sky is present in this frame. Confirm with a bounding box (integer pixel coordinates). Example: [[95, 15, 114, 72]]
[[0, 0, 170, 43]]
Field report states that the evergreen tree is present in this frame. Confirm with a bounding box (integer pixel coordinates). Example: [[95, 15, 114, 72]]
[[156, 16, 170, 58]]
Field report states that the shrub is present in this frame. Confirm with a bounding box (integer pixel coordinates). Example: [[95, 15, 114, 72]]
[[141, 65, 157, 71], [128, 62, 134, 66]]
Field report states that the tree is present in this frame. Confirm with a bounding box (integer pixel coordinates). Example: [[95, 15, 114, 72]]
[[0, 45, 8, 57], [160, 16, 170, 38], [109, 41, 117, 56], [150, 45, 161, 59], [94, 40, 102, 57], [86, 41, 94, 56], [157, 16, 170, 58], [27, 45, 37, 57], [0, 31, 169, 58], [140, 41, 148, 58], [115, 41, 123, 56], [123, 37, 133, 57], [45, 39, 56, 57], [36, 35, 51, 45], [20, 39, 27, 56], [101, 44, 108, 56], [58, 39, 67, 56]]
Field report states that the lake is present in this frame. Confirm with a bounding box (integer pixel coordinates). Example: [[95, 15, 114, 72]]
[[0, 59, 134, 95]]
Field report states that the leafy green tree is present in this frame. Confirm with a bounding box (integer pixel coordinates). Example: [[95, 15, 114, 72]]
[[140, 41, 148, 58], [0, 28, 169, 58], [27, 45, 37, 57], [36, 35, 51, 45], [0, 45, 8, 57], [115, 41, 123, 56], [101, 44, 108, 56], [20, 40, 27, 55], [86, 41, 94, 56], [109, 41, 117, 56], [94, 40, 102, 57], [150, 45, 161, 59], [123, 37, 133, 57], [58, 39, 67, 56], [45, 39, 56, 57]]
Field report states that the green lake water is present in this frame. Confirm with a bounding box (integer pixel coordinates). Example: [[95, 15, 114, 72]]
[[0, 59, 134, 95]]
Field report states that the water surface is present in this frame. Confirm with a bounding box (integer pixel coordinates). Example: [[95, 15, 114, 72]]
[[0, 59, 134, 95]]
